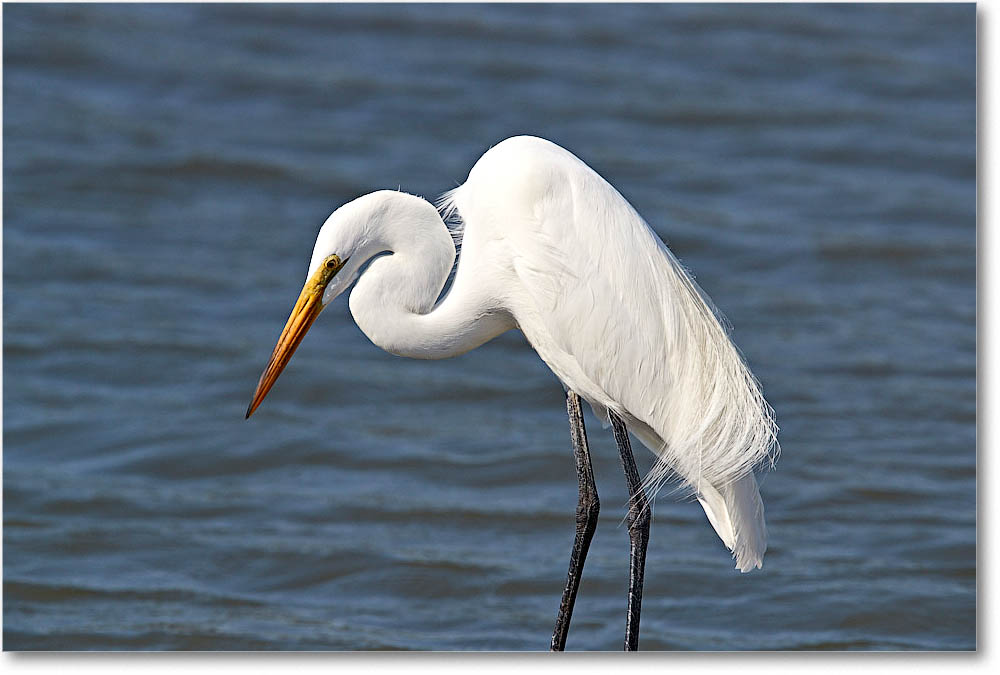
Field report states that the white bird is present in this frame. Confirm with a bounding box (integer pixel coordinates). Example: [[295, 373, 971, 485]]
[[246, 135, 778, 651]]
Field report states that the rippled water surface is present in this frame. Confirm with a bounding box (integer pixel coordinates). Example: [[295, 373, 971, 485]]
[[3, 3, 975, 650]]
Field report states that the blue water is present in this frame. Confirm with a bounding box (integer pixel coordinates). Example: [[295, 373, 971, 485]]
[[3, 3, 975, 650]]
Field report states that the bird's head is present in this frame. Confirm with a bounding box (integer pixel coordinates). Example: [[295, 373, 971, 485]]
[[244, 194, 379, 419], [245, 190, 448, 418]]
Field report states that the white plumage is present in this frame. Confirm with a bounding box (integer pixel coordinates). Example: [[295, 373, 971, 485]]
[[255, 135, 778, 572], [440, 137, 778, 570]]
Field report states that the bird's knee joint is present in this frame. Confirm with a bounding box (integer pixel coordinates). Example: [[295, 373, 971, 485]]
[[577, 494, 600, 523]]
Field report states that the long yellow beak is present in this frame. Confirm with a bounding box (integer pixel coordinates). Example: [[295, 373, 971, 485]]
[[246, 255, 344, 419]]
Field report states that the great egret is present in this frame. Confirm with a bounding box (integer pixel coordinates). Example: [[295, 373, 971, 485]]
[[246, 136, 778, 651]]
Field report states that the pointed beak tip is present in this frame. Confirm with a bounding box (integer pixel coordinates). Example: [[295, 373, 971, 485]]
[[245, 394, 259, 419], [245, 383, 267, 419]]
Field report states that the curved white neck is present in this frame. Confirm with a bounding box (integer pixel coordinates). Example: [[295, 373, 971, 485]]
[[346, 198, 512, 359]]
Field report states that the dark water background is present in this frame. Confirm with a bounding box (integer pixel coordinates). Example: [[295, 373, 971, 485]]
[[3, 3, 975, 650]]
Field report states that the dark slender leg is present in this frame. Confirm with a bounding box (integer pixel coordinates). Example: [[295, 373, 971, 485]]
[[550, 391, 600, 652], [610, 411, 651, 652]]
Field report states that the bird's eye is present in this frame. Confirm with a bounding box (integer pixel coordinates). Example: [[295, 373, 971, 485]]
[[325, 257, 339, 269]]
